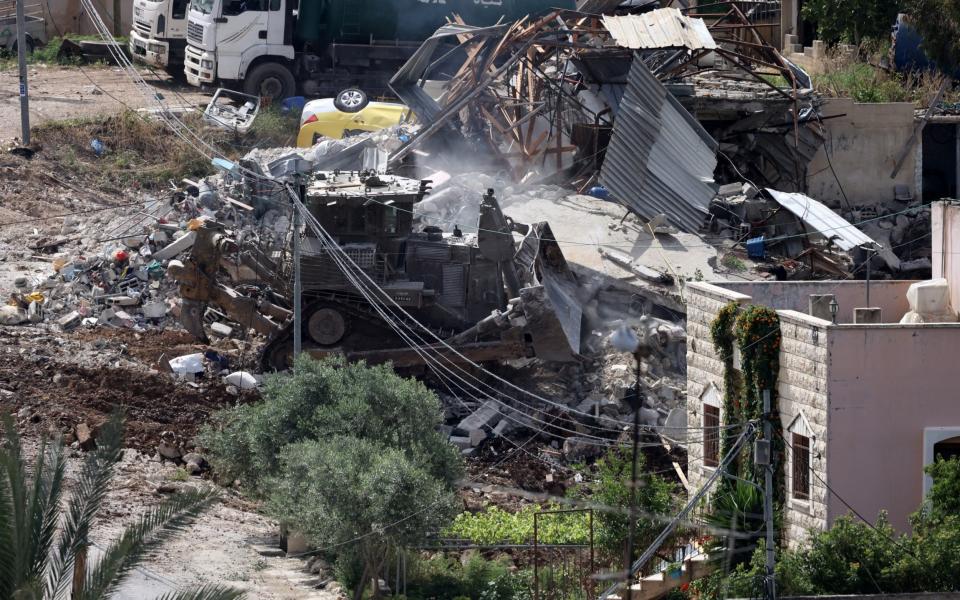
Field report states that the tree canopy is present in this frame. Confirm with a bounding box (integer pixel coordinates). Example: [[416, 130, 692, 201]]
[[201, 356, 464, 600]]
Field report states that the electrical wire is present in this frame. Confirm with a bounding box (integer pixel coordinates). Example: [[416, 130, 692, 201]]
[[296, 196, 746, 445]]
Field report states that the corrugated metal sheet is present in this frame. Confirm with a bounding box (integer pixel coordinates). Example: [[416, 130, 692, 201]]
[[578, 0, 659, 13], [599, 57, 718, 233], [766, 189, 878, 251], [603, 9, 716, 50]]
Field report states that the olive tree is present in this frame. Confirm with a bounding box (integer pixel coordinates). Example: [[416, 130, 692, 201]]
[[201, 356, 464, 599]]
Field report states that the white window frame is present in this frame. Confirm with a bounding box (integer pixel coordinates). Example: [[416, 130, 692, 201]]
[[701, 384, 722, 473], [787, 412, 815, 506]]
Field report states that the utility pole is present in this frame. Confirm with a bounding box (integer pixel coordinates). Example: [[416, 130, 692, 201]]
[[762, 389, 777, 600], [609, 326, 644, 600], [16, 0, 30, 145], [292, 190, 302, 363], [623, 359, 642, 600], [113, 0, 122, 36]]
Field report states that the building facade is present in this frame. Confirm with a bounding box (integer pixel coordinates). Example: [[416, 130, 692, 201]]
[[685, 202, 960, 547]]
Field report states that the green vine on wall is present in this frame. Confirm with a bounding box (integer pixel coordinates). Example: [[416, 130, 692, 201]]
[[709, 303, 786, 532], [734, 305, 786, 515], [709, 302, 743, 490]]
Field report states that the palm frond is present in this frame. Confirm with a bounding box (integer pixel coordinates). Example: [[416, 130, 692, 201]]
[[0, 458, 13, 599], [76, 488, 220, 600], [0, 413, 32, 597], [44, 410, 125, 600], [24, 437, 67, 589], [154, 583, 246, 600]]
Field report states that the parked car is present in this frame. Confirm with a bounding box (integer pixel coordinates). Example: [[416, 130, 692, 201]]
[[297, 88, 409, 147]]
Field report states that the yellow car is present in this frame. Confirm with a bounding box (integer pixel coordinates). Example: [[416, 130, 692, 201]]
[[297, 88, 409, 147]]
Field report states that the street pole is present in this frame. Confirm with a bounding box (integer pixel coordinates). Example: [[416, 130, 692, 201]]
[[113, 0, 122, 36], [763, 389, 777, 600], [16, 0, 30, 145], [292, 195, 302, 363], [623, 357, 642, 600]]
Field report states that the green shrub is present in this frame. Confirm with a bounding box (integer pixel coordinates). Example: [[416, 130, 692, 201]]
[[200, 355, 462, 492], [569, 446, 679, 561], [447, 505, 590, 546], [202, 356, 464, 599], [925, 455, 960, 519], [266, 435, 460, 549], [404, 554, 518, 600]]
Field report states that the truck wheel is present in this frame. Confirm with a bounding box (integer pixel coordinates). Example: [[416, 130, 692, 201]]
[[334, 88, 368, 113], [243, 62, 296, 102]]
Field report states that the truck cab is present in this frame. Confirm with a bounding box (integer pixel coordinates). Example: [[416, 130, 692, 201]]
[[184, 0, 295, 96], [129, 0, 190, 69], [183, 0, 575, 100]]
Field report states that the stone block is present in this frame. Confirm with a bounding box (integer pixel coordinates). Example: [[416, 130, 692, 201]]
[[812, 40, 826, 58], [784, 33, 799, 46]]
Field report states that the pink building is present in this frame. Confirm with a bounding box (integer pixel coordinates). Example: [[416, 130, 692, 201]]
[[685, 201, 960, 546]]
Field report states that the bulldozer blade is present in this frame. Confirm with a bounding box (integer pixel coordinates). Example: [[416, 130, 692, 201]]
[[515, 222, 582, 361]]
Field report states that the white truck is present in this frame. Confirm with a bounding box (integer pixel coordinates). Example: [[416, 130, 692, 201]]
[[181, 0, 571, 101], [128, 0, 189, 69]]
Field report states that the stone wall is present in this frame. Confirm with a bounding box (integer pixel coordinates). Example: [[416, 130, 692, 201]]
[[684, 282, 749, 495], [685, 284, 830, 548], [774, 310, 830, 546]]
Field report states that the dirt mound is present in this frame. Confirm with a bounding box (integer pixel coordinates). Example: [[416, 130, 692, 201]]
[[0, 352, 252, 453]]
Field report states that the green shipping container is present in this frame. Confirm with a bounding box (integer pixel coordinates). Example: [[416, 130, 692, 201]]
[[295, 0, 575, 47]]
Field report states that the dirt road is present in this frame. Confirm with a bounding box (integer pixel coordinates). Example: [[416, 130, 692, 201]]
[[0, 65, 211, 142]]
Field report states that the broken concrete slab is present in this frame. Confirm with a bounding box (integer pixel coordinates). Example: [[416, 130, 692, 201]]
[[455, 399, 501, 438], [152, 231, 197, 261]]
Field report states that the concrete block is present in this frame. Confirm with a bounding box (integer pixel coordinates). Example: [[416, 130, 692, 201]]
[[142, 301, 167, 319], [812, 40, 826, 58], [456, 399, 500, 436], [808, 294, 836, 322], [468, 428, 487, 446], [210, 322, 233, 337], [113, 310, 136, 328], [784, 33, 799, 46], [57, 311, 82, 330], [449, 436, 472, 450], [854, 307, 882, 324], [285, 531, 309, 556], [106, 295, 139, 306], [152, 231, 197, 261], [788, 43, 803, 54]]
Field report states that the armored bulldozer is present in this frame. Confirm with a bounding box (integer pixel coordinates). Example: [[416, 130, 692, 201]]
[[169, 170, 582, 370]]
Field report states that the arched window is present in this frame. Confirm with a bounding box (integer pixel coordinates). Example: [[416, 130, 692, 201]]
[[788, 412, 815, 502]]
